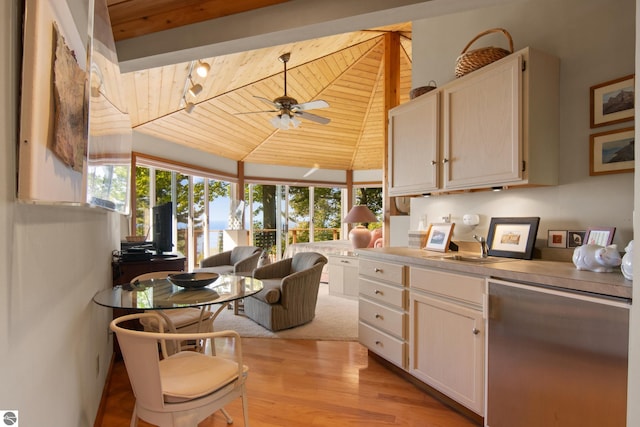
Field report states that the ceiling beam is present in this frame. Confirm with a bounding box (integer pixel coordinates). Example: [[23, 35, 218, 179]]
[[115, 0, 515, 72]]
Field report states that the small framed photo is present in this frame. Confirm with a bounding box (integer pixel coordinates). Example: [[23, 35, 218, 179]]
[[585, 227, 616, 246], [547, 230, 567, 248], [590, 127, 635, 176], [590, 74, 634, 128], [487, 217, 540, 260], [424, 223, 455, 252], [567, 230, 586, 248]]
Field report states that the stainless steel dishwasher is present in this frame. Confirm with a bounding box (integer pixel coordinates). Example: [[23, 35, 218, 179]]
[[486, 279, 630, 427]]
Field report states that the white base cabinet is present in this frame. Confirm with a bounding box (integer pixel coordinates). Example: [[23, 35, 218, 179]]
[[358, 258, 408, 369], [409, 267, 486, 415], [328, 254, 359, 298]]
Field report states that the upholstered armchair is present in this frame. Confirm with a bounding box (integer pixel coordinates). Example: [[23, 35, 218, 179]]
[[244, 252, 328, 331], [196, 246, 262, 275]]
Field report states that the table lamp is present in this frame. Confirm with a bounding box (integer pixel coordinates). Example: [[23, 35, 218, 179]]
[[343, 205, 379, 249]]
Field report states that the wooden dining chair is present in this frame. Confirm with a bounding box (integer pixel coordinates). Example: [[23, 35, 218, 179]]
[[111, 312, 250, 427]]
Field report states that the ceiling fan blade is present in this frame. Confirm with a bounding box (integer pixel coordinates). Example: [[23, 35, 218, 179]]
[[254, 96, 280, 109], [297, 111, 331, 125], [293, 99, 329, 111]]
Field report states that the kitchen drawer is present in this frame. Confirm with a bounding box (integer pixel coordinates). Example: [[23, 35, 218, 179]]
[[359, 321, 406, 368], [359, 259, 406, 285], [359, 298, 405, 338], [411, 267, 484, 305], [328, 254, 358, 267], [360, 277, 406, 308]]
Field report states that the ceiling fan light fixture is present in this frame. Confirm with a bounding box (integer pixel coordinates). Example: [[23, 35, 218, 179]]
[[270, 113, 300, 130], [195, 61, 210, 78]]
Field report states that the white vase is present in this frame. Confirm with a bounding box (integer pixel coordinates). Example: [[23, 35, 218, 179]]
[[621, 240, 633, 281]]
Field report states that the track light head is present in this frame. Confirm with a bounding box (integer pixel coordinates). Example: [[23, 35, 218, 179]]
[[189, 82, 203, 97], [196, 61, 210, 78]]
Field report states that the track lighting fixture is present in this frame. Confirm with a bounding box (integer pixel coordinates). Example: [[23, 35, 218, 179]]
[[184, 98, 195, 114], [181, 59, 209, 113], [188, 77, 203, 97], [196, 61, 210, 78]]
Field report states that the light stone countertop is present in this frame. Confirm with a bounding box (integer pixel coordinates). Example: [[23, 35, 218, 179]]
[[354, 247, 632, 300]]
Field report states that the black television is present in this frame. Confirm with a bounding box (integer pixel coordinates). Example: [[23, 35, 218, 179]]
[[152, 202, 173, 254]]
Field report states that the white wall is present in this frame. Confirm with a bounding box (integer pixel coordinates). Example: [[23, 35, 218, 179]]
[[409, 0, 635, 251], [0, 1, 118, 426]]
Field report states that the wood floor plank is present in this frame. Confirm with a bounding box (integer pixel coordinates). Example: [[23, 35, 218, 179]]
[[98, 338, 479, 427]]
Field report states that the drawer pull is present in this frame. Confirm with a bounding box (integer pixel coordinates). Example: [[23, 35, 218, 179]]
[[472, 328, 480, 335], [374, 268, 383, 273], [375, 314, 383, 319], [340, 260, 349, 263], [375, 340, 382, 346], [374, 290, 383, 295]]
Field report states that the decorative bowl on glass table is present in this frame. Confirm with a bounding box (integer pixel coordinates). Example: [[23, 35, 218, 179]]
[[167, 272, 219, 289]]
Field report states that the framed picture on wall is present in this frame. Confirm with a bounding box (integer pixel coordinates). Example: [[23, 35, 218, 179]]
[[589, 127, 635, 176], [590, 74, 635, 128], [487, 217, 540, 260]]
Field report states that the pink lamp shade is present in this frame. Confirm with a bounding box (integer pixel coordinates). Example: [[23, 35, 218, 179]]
[[343, 205, 379, 249]]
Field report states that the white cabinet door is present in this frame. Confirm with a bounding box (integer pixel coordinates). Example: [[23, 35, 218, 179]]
[[410, 291, 485, 415], [328, 255, 359, 297], [443, 53, 523, 190], [388, 91, 439, 196]]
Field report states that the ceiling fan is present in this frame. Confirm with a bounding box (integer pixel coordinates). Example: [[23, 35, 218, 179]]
[[250, 52, 331, 129]]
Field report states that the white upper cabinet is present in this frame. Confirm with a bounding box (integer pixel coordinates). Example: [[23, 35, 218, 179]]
[[388, 47, 559, 196], [388, 90, 440, 196]]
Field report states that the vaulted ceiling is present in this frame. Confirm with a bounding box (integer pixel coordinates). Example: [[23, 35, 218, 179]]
[[106, 0, 412, 171]]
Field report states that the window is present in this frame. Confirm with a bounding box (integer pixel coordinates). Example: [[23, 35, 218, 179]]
[[133, 156, 236, 270], [246, 183, 343, 260]]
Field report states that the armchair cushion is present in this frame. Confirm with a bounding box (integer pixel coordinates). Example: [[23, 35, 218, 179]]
[[161, 351, 240, 403], [251, 279, 282, 304]]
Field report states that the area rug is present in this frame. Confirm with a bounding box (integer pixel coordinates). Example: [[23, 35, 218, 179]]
[[213, 284, 359, 340]]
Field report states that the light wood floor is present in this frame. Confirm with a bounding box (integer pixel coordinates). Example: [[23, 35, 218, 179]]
[[97, 338, 480, 427]]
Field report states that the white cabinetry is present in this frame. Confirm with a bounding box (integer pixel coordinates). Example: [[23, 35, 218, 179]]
[[388, 47, 559, 196], [388, 91, 439, 196], [409, 267, 486, 415], [358, 258, 408, 368], [328, 254, 359, 298]]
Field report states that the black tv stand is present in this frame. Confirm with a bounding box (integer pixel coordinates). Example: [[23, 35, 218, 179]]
[[152, 253, 180, 259]]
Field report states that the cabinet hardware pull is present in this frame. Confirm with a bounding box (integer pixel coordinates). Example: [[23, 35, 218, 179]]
[[430, 160, 437, 165], [375, 314, 382, 319], [442, 158, 449, 164], [340, 260, 349, 263], [375, 340, 382, 346], [374, 268, 383, 273], [374, 290, 382, 295], [472, 328, 480, 335]]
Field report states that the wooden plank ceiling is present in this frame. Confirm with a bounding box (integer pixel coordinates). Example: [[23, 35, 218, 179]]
[[107, 0, 412, 171]]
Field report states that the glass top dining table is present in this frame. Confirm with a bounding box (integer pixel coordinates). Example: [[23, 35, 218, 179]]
[[93, 273, 263, 311]]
